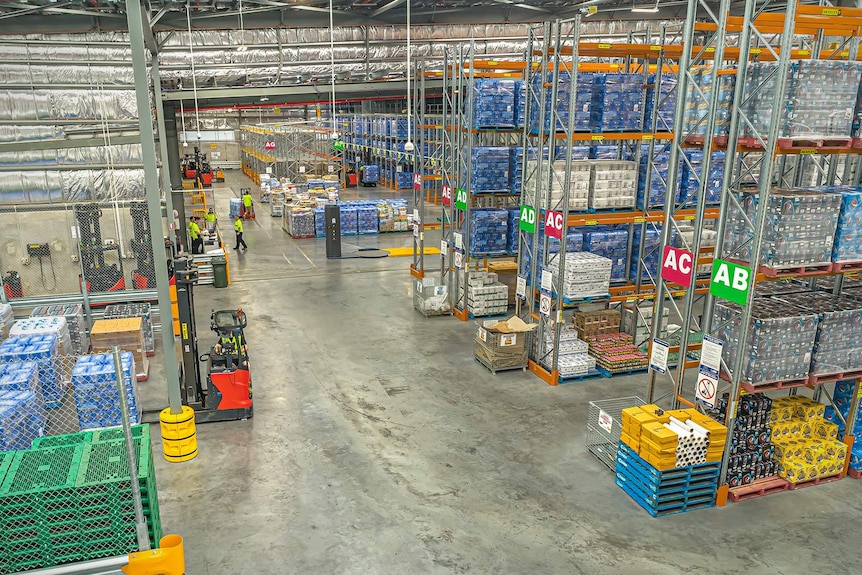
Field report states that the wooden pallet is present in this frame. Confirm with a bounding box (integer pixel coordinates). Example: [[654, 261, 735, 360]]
[[728, 476, 789, 502], [737, 136, 853, 151], [830, 260, 862, 273], [787, 472, 844, 491], [758, 262, 833, 278], [808, 369, 862, 386], [737, 378, 810, 394], [848, 468, 862, 479]]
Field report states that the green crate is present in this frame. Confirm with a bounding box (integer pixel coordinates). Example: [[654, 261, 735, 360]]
[[0, 445, 83, 496], [31, 431, 94, 450], [90, 424, 150, 444], [76, 437, 151, 488], [0, 450, 14, 486]]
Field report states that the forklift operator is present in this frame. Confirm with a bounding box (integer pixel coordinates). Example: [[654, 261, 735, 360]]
[[213, 328, 249, 368]]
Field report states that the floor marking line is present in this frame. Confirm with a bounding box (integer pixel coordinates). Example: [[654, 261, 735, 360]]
[[282, 253, 292, 265], [296, 244, 317, 268]]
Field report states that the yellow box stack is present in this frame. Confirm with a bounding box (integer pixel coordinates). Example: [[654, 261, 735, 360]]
[[770, 396, 847, 483], [619, 405, 727, 471], [90, 317, 149, 381]]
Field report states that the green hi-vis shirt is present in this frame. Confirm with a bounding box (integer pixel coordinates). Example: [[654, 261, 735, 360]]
[[243, 195, 253, 208], [205, 212, 217, 223], [188, 221, 201, 239], [234, 219, 243, 233]]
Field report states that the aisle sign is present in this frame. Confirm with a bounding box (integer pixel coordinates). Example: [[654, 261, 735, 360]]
[[516, 276, 527, 299], [649, 338, 670, 374], [661, 246, 694, 286], [710, 259, 751, 306], [264, 140, 276, 151], [519, 205, 537, 233], [413, 173, 422, 191], [441, 185, 452, 207], [545, 210, 564, 240], [696, 335, 724, 409], [455, 188, 468, 211]]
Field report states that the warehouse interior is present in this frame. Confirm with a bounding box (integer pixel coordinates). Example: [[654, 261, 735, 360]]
[[0, 1, 861, 574]]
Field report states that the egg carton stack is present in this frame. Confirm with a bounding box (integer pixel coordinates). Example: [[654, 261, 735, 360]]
[[103, 303, 154, 357], [676, 224, 718, 276], [527, 159, 590, 211], [588, 160, 637, 210], [460, 271, 509, 317], [582, 227, 629, 282], [724, 189, 842, 269], [539, 320, 595, 377], [0, 362, 43, 452], [545, 252, 612, 300], [30, 305, 89, 355], [713, 299, 820, 387], [72, 351, 140, 430], [0, 334, 63, 409], [0, 303, 13, 342]]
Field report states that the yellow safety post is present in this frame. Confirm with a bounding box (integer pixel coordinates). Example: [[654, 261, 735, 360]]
[[159, 405, 198, 462], [121, 534, 186, 575]]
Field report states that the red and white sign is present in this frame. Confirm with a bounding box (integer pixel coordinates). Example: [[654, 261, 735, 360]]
[[264, 141, 276, 151], [441, 185, 452, 207], [413, 173, 422, 191], [544, 210, 564, 240], [661, 245, 694, 286]]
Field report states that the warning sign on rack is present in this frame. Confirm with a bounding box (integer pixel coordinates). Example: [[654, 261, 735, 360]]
[[539, 292, 551, 317], [696, 335, 724, 409]]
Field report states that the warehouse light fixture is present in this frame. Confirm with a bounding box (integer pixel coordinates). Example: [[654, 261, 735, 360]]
[[631, 0, 660, 12], [236, 0, 248, 52]]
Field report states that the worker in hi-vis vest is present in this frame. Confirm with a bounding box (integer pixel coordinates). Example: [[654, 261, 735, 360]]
[[234, 214, 248, 250], [188, 216, 203, 254]]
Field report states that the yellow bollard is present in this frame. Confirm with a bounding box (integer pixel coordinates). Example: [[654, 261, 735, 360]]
[[122, 534, 186, 575], [160, 406, 198, 462]]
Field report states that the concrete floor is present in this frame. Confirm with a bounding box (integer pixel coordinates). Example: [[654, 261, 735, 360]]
[[146, 172, 862, 575]]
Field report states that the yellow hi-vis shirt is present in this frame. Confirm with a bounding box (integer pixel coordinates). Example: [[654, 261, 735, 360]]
[[234, 219, 243, 233], [188, 221, 201, 240], [243, 194, 253, 208], [205, 212, 217, 223]]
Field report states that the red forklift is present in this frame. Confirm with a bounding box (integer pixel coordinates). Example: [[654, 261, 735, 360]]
[[240, 187, 256, 219], [173, 258, 253, 423], [182, 147, 213, 187]]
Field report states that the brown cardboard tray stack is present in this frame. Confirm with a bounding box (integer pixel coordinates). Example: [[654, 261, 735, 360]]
[[488, 261, 519, 305], [473, 316, 537, 373], [90, 317, 149, 381], [572, 309, 621, 340]]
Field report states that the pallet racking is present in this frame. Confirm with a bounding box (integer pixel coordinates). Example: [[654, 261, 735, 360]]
[[645, 0, 862, 505]]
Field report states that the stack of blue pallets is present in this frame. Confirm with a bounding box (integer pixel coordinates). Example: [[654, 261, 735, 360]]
[[71, 352, 140, 431], [615, 442, 719, 517]]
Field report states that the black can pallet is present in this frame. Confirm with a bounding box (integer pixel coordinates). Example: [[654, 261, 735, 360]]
[[615, 442, 718, 517]]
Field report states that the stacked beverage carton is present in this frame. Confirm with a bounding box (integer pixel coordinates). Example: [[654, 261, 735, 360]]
[[339, 205, 358, 236], [356, 205, 378, 235], [589, 160, 637, 210], [470, 147, 511, 193], [629, 224, 664, 283], [582, 227, 629, 282], [514, 80, 527, 128], [11, 317, 73, 358], [725, 189, 842, 268], [742, 60, 862, 140], [679, 150, 725, 205], [545, 252, 612, 300], [506, 207, 520, 255], [539, 319, 595, 377], [644, 73, 677, 132], [683, 66, 735, 137], [713, 299, 820, 386], [637, 144, 676, 208], [461, 270, 509, 317], [0, 334, 63, 409], [811, 186, 862, 263], [469, 209, 509, 257], [0, 387, 44, 452], [0, 303, 13, 342], [526, 159, 590, 211], [90, 318, 148, 382], [104, 303, 154, 357], [472, 79, 516, 128], [825, 380, 862, 471], [590, 73, 644, 131], [313, 207, 326, 237], [30, 305, 89, 356], [71, 351, 140, 430], [676, 224, 718, 276], [716, 393, 778, 488], [530, 71, 594, 132], [776, 292, 862, 376]]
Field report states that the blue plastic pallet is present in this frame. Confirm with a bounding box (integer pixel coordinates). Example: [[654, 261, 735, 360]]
[[616, 468, 718, 502], [616, 476, 716, 518], [616, 443, 720, 484], [558, 369, 603, 383], [598, 366, 649, 378], [617, 455, 720, 493]]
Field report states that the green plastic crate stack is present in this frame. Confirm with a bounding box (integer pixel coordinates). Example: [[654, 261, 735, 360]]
[[0, 445, 86, 573], [0, 425, 161, 574]]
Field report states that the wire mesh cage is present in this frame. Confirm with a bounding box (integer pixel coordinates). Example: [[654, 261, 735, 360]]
[[0, 347, 157, 573], [587, 396, 646, 471]]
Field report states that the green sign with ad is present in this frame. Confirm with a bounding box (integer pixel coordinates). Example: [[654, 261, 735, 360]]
[[709, 259, 752, 306], [519, 205, 536, 233]]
